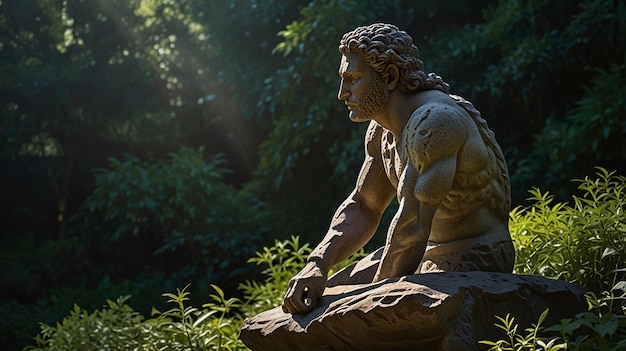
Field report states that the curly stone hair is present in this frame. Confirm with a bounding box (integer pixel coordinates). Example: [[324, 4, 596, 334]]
[[339, 23, 449, 94]]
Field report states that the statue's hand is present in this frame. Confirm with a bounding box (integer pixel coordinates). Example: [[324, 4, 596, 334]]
[[282, 261, 326, 314]]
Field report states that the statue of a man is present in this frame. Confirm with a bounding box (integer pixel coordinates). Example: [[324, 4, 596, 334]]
[[282, 23, 514, 314]]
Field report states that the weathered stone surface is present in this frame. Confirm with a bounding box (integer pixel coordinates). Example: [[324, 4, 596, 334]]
[[240, 272, 586, 351]]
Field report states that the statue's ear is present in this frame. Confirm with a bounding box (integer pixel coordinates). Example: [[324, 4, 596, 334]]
[[386, 64, 400, 90]]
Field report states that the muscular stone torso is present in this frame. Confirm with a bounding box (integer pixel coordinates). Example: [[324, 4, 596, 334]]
[[380, 95, 510, 243]]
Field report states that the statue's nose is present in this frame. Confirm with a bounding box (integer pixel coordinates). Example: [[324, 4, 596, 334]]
[[338, 81, 350, 101]]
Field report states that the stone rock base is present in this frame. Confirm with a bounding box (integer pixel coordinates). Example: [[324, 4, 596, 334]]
[[239, 272, 586, 351]]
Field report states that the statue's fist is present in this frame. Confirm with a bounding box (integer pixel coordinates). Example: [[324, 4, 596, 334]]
[[282, 261, 326, 314]]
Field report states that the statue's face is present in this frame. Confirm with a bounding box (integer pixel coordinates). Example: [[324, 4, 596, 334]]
[[338, 52, 388, 123]]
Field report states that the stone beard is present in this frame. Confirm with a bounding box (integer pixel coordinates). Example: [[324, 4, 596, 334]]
[[358, 72, 389, 120]]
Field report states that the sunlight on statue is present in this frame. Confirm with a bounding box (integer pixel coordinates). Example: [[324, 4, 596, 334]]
[[282, 23, 515, 315], [241, 24, 587, 351]]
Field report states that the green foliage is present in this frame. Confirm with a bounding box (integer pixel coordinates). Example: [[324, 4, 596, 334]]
[[480, 309, 568, 351], [150, 284, 245, 350], [25, 285, 247, 351], [237, 235, 366, 317], [24, 296, 148, 351], [510, 168, 625, 295], [481, 292, 626, 351], [0, 233, 83, 301], [513, 64, 626, 198], [482, 169, 626, 350], [86, 146, 233, 241], [2, 147, 268, 348], [237, 236, 312, 316], [256, 0, 416, 191], [0, 0, 199, 157], [24, 190, 626, 349], [6, 1, 626, 349], [0, 273, 181, 349], [427, 0, 626, 201], [81, 146, 265, 282], [25, 236, 368, 350], [545, 291, 626, 351]]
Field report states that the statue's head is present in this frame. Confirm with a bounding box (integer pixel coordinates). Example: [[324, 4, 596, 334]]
[[339, 23, 448, 94]]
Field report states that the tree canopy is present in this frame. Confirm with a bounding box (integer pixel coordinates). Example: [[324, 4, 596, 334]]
[[1, 0, 624, 348]]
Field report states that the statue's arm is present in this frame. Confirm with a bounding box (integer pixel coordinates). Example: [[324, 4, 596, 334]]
[[308, 120, 396, 276], [283, 121, 395, 314], [374, 105, 467, 281]]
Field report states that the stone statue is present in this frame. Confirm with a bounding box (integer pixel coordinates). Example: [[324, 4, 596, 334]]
[[282, 23, 514, 315], [240, 24, 586, 351]]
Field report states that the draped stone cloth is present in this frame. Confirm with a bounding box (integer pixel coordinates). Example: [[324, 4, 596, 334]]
[[419, 232, 515, 273], [326, 232, 515, 288]]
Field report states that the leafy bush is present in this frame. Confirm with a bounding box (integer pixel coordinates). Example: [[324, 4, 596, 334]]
[[546, 291, 626, 351], [480, 309, 567, 351], [1, 273, 183, 350], [483, 168, 626, 350], [24, 296, 148, 351], [24, 286, 246, 351], [481, 293, 626, 351], [510, 167, 625, 295], [0, 234, 84, 303], [79, 146, 267, 283], [149, 284, 245, 351], [25, 236, 366, 351], [237, 236, 312, 316], [512, 64, 626, 199]]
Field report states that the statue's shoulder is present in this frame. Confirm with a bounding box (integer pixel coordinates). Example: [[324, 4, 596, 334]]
[[406, 99, 468, 136], [402, 99, 468, 164]]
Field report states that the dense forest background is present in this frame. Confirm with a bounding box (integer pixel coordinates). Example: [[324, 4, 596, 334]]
[[1, 0, 624, 348]]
